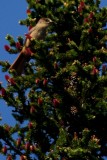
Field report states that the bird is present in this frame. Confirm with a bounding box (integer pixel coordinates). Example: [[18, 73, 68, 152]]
[[9, 18, 53, 75]]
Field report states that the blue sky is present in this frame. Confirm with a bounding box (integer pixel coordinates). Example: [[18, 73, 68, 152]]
[[0, 0, 107, 159], [0, 0, 27, 125]]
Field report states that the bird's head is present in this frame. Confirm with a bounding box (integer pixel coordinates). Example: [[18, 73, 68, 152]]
[[37, 18, 53, 28]]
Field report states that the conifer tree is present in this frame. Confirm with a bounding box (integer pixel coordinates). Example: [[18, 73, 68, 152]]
[[0, 0, 107, 159]]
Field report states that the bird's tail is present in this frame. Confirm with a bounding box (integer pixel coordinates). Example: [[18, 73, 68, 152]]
[[9, 51, 26, 75]]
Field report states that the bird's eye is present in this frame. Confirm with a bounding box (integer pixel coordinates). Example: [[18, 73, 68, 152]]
[[46, 19, 49, 22], [46, 18, 52, 23]]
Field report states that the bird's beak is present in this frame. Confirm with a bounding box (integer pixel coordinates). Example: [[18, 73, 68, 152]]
[[49, 19, 54, 23], [51, 20, 57, 25]]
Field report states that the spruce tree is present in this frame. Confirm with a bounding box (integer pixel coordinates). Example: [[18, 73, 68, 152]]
[[0, 0, 107, 159]]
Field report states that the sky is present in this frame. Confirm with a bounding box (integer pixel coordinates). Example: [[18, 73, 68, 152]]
[[0, 0, 107, 159], [0, 0, 27, 125]]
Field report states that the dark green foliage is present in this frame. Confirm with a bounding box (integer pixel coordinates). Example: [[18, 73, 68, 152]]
[[0, 0, 107, 159]]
